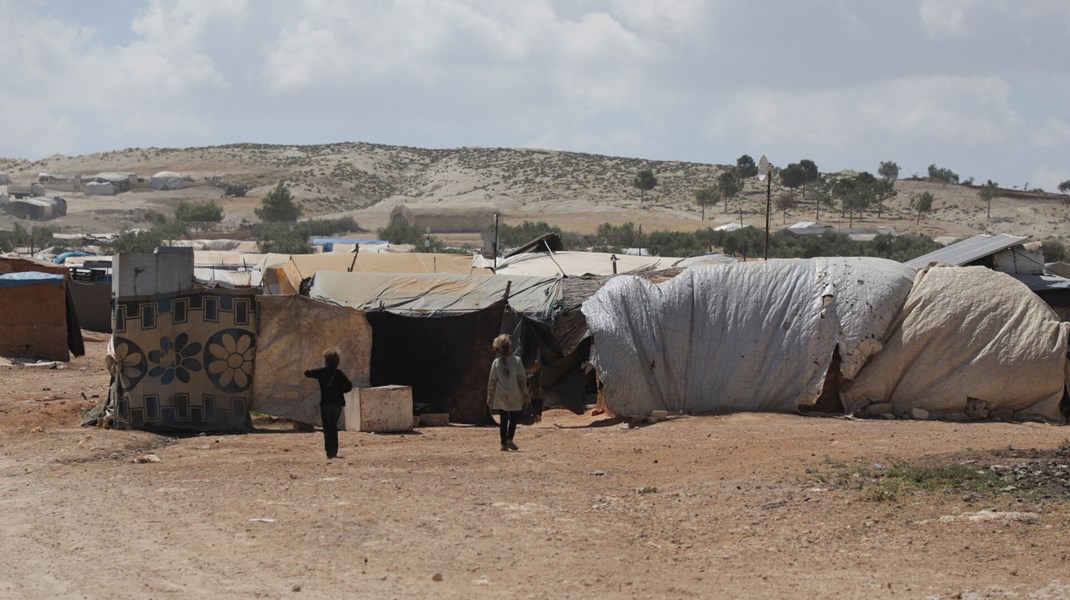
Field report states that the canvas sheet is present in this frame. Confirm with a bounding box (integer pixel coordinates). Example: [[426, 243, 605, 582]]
[[841, 266, 1070, 422], [493, 251, 679, 277], [310, 272, 562, 319], [581, 257, 915, 417], [252, 295, 372, 426], [111, 289, 257, 431]]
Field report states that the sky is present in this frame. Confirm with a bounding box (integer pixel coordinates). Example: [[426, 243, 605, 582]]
[[1, 0, 1069, 190]]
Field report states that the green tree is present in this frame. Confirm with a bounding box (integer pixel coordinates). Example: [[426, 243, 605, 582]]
[[377, 222, 425, 245], [595, 222, 642, 250], [810, 176, 836, 222], [910, 191, 935, 226], [736, 155, 758, 179], [693, 186, 719, 221], [873, 177, 896, 218], [927, 164, 959, 185], [632, 169, 657, 203], [257, 223, 314, 254], [104, 221, 188, 254], [1058, 180, 1070, 195], [174, 200, 224, 224], [1041, 239, 1067, 263], [796, 159, 819, 199], [780, 163, 806, 195], [255, 182, 303, 222], [495, 221, 563, 247], [878, 161, 900, 182], [978, 180, 1000, 218], [717, 169, 741, 213]]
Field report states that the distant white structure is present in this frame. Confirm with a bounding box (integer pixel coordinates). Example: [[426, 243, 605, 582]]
[[150, 171, 184, 190], [85, 181, 118, 196], [91, 172, 137, 193], [713, 222, 750, 232]]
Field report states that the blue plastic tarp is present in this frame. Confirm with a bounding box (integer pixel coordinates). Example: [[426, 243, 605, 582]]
[[0, 271, 66, 289]]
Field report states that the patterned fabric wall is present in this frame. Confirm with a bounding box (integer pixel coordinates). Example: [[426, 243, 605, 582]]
[[111, 289, 257, 432]]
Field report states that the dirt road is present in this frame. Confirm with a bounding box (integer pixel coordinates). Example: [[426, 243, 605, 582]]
[[3, 336, 1070, 599]]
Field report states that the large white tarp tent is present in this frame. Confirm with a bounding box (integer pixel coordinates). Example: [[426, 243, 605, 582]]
[[841, 265, 1070, 422], [581, 257, 916, 417]]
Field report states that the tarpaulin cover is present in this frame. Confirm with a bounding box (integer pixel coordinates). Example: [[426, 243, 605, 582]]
[[0, 271, 65, 288], [581, 257, 915, 417], [841, 266, 1070, 422], [310, 272, 561, 318], [258, 253, 489, 295], [110, 289, 257, 432], [252, 295, 371, 426], [491, 251, 679, 277]]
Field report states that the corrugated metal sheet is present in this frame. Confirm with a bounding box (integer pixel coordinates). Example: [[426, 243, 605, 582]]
[[904, 233, 1026, 269]]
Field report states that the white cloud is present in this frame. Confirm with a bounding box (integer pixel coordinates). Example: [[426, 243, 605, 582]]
[[918, 0, 975, 39], [706, 75, 1020, 153], [1032, 119, 1070, 148]]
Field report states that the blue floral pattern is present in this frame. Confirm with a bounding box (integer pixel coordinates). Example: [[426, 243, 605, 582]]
[[204, 329, 255, 393], [148, 333, 203, 385]]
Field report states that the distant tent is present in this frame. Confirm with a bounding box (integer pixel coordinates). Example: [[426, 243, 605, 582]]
[[150, 171, 184, 190]]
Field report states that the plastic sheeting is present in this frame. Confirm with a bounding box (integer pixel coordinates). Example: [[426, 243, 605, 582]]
[[841, 266, 1070, 422], [581, 257, 916, 417], [310, 272, 562, 319], [491, 251, 679, 277], [252, 295, 372, 426]]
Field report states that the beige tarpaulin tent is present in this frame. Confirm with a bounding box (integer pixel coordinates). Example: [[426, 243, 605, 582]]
[[841, 265, 1070, 422], [260, 252, 489, 294], [581, 257, 916, 417], [252, 295, 372, 427]]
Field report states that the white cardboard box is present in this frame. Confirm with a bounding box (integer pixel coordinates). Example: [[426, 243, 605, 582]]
[[342, 385, 413, 433]]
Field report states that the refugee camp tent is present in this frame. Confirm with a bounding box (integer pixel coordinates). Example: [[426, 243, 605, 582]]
[[581, 257, 916, 417], [252, 295, 372, 427], [110, 288, 257, 431], [310, 272, 561, 423], [0, 257, 84, 360], [150, 171, 184, 190], [260, 252, 490, 295], [841, 266, 1070, 422]]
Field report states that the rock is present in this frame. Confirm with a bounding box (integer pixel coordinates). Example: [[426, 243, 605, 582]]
[[291, 584, 301, 592], [650, 410, 669, 421], [133, 453, 161, 463], [432, 573, 443, 582], [880, 413, 896, 420], [865, 403, 893, 418], [910, 408, 929, 420]]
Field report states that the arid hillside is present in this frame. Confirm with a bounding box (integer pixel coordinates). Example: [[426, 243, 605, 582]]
[[2, 143, 1068, 246]]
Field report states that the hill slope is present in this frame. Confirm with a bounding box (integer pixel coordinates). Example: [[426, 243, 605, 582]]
[[2, 142, 1068, 246]]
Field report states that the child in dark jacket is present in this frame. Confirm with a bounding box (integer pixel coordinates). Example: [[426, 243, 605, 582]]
[[304, 348, 353, 459]]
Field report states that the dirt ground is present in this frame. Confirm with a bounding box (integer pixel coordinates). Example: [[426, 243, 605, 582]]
[[4, 335, 1070, 599]]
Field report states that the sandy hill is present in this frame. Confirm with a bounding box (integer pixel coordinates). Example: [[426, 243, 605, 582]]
[[2, 142, 1068, 247]]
